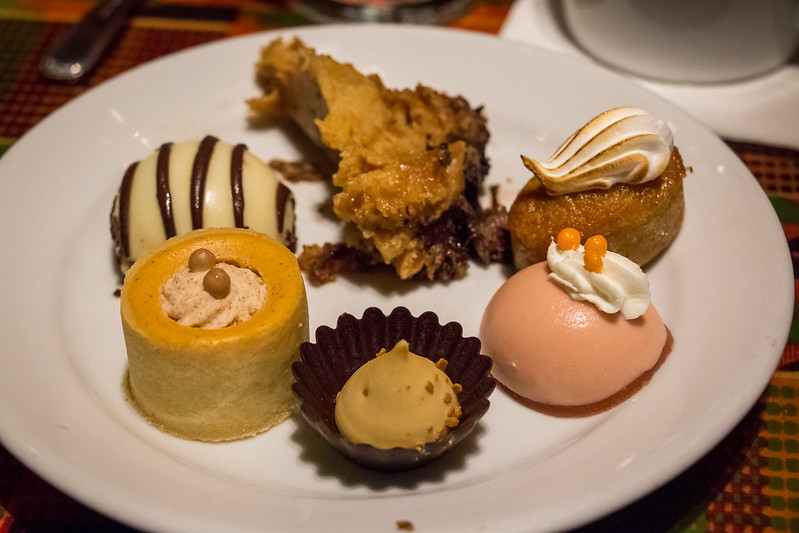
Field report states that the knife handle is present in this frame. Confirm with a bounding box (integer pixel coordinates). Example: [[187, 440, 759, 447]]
[[40, 0, 145, 82]]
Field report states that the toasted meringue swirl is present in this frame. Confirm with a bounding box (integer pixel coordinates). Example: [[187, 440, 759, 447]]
[[522, 107, 674, 195]]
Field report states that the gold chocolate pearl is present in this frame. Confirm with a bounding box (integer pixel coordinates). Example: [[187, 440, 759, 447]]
[[189, 248, 216, 272], [203, 267, 230, 299]]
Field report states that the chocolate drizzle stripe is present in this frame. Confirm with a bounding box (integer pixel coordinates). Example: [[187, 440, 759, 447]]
[[231, 143, 246, 227], [156, 142, 177, 238], [275, 182, 291, 234], [117, 161, 138, 257], [190, 136, 218, 229]]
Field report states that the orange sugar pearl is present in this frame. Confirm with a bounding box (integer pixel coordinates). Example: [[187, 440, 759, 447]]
[[584, 251, 604, 273], [584, 235, 608, 257], [556, 228, 581, 251]]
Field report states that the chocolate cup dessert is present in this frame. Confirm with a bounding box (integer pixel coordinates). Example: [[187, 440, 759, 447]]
[[292, 306, 495, 471]]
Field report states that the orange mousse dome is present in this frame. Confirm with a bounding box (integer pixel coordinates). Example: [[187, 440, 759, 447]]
[[480, 262, 669, 416]]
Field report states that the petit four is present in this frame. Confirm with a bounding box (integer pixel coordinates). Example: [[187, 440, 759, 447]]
[[481, 228, 672, 416], [334, 339, 462, 450], [111, 136, 295, 273], [120, 228, 309, 441], [508, 107, 686, 270], [293, 307, 494, 470]]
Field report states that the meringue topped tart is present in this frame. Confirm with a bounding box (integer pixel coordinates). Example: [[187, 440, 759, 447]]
[[508, 107, 687, 270], [121, 227, 309, 442], [480, 228, 672, 416]]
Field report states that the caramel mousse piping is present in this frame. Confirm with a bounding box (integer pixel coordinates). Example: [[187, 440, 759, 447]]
[[161, 247, 266, 329], [334, 340, 462, 449]]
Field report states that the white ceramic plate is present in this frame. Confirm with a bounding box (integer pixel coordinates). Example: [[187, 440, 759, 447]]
[[0, 25, 792, 533]]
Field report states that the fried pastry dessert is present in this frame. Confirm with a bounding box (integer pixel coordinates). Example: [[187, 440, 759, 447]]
[[247, 38, 509, 282], [508, 107, 687, 270]]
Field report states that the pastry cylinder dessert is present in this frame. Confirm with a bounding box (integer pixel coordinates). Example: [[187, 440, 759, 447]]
[[120, 227, 309, 442], [508, 107, 686, 270], [110, 136, 296, 273], [480, 228, 672, 416]]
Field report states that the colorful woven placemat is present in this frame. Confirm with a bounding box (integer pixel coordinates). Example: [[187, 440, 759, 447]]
[[0, 0, 510, 157]]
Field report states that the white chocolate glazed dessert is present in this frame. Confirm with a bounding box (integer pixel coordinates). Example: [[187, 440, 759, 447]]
[[120, 227, 309, 442], [110, 136, 296, 273]]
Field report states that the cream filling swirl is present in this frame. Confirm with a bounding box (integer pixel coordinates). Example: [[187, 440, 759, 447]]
[[546, 240, 651, 319], [161, 262, 266, 329], [522, 107, 674, 195]]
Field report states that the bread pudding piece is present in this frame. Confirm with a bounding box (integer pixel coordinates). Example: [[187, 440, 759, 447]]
[[247, 38, 508, 283]]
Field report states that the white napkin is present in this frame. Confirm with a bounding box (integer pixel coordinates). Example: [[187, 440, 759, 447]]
[[499, 0, 799, 150]]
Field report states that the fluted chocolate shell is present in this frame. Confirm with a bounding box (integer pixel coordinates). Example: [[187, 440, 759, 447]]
[[292, 306, 494, 471]]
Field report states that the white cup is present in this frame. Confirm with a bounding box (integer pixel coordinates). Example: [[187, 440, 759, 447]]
[[560, 0, 799, 84]]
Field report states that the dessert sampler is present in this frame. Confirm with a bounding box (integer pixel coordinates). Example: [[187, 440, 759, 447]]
[[247, 37, 509, 284], [110, 135, 296, 273], [481, 228, 673, 416], [109, 37, 686, 469], [120, 228, 309, 442]]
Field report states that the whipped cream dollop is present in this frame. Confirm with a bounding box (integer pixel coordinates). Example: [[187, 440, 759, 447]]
[[161, 262, 266, 329], [522, 107, 674, 195], [546, 240, 650, 319]]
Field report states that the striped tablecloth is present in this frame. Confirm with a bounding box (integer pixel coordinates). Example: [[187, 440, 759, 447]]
[[0, 1, 796, 531]]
